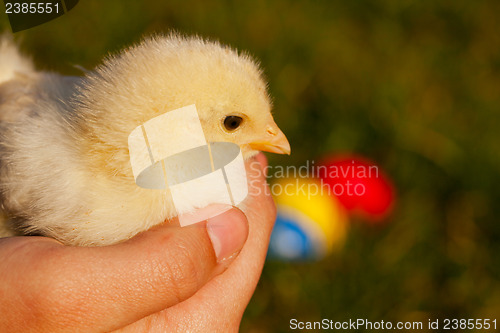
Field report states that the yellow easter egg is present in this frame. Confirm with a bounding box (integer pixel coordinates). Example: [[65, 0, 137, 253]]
[[271, 177, 348, 253]]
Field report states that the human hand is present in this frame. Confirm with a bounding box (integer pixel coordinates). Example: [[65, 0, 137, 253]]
[[0, 153, 275, 332]]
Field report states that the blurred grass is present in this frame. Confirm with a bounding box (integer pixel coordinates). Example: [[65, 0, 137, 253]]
[[2, 1, 499, 331]]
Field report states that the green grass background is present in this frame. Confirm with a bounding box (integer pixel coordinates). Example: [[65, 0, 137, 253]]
[[2, 1, 499, 331]]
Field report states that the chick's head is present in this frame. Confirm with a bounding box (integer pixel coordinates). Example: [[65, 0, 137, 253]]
[[77, 34, 289, 179]]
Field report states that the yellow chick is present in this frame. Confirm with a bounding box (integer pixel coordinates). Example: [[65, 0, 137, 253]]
[[0, 33, 290, 246]]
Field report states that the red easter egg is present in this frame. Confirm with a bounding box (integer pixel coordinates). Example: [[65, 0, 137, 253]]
[[317, 155, 395, 221]]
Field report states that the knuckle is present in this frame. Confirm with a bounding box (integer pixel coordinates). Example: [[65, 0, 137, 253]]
[[21, 249, 82, 329], [153, 235, 212, 303]]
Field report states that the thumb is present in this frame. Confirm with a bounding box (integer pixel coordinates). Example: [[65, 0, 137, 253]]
[[13, 207, 248, 332]]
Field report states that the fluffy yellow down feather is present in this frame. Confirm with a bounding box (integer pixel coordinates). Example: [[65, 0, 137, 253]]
[[0, 33, 289, 246]]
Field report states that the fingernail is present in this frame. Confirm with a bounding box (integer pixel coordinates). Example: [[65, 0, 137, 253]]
[[206, 208, 249, 262]]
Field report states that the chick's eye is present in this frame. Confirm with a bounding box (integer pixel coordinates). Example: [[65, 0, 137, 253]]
[[223, 116, 243, 131]]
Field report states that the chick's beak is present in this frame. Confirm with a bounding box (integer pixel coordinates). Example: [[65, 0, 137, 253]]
[[249, 124, 291, 155]]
